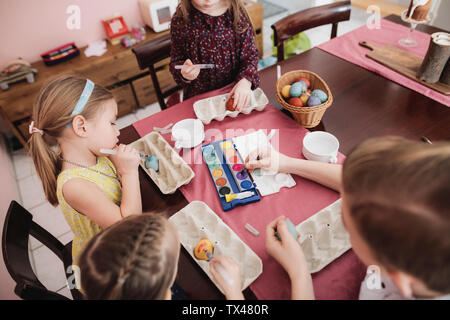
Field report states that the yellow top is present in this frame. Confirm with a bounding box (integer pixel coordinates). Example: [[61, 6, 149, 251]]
[[56, 156, 122, 266]]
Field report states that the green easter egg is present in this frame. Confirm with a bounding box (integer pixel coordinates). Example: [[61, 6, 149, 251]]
[[311, 89, 328, 103]]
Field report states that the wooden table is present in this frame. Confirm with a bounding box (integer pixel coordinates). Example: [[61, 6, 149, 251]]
[[118, 14, 450, 300]]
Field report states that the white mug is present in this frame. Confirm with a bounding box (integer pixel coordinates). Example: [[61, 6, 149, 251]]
[[302, 131, 339, 164]]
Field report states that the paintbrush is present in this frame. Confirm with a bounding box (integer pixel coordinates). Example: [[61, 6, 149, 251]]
[[175, 64, 217, 69], [100, 148, 150, 158]]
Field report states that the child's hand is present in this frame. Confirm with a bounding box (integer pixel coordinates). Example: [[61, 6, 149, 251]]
[[181, 59, 200, 81], [108, 144, 140, 177], [266, 216, 309, 279], [244, 144, 289, 173], [209, 255, 244, 300], [230, 78, 252, 111]]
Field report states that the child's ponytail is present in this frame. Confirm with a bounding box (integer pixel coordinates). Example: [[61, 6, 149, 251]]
[[28, 75, 113, 207], [29, 126, 60, 206]]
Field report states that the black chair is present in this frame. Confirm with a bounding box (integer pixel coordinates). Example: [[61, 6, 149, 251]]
[[132, 33, 181, 110], [271, 1, 351, 62], [2, 200, 82, 300]]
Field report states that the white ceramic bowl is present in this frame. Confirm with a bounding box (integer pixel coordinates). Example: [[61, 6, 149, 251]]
[[171, 118, 205, 149], [302, 131, 339, 163]]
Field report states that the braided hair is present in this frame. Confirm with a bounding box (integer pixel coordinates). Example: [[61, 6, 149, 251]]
[[78, 213, 179, 299]]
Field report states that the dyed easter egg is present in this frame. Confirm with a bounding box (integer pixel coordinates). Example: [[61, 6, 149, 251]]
[[288, 97, 303, 107], [295, 77, 310, 88], [281, 85, 291, 98], [311, 89, 328, 103], [289, 82, 306, 97], [300, 92, 311, 104], [145, 155, 159, 172], [226, 97, 235, 111], [307, 95, 321, 107], [296, 81, 308, 91]]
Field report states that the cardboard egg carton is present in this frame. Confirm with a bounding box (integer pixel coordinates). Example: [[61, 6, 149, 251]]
[[130, 132, 195, 194], [296, 199, 351, 273], [169, 201, 263, 293], [193, 88, 269, 125]]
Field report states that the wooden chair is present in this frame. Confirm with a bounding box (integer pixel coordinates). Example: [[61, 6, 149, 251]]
[[2, 200, 82, 300], [132, 33, 181, 110], [271, 1, 351, 62]]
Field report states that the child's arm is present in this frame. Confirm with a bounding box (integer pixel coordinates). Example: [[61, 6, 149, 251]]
[[266, 216, 315, 300], [62, 178, 139, 228], [235, 21, 260, 90], [62, 144, 142, 228], [169, 15, 196, 86], [209, 255, 244, 300], [244, 144, 342, 192], [230, 19, 260, 111]]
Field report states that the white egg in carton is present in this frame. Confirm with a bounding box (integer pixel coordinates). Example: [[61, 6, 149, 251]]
[[296, 198, 351, 273], [169, 201, 263, 293], [130, 132, 195, 194], [193, 88, 269, 125]]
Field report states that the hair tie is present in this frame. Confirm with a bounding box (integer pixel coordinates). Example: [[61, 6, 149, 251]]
[[29, 121, 44, 136], [67, 79, 95, 128]]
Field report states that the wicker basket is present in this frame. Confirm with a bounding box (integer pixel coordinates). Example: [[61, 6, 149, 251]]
[[276, 70, 333, 128]]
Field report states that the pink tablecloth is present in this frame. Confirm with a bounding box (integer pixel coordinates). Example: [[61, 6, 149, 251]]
[[318, 19, 450, 107], [133, 85, 366, 300]]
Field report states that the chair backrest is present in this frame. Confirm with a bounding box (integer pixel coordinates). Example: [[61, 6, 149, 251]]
[[271, 0, 351, 61], [132, 33, 181, 110], [2, 200, 75, 300]]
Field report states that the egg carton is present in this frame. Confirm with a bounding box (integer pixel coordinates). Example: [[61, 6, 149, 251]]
[[193, 88, 269, 125], [295, 198, 351, 273], [130, 132, 195, 194], [169, 201, 263, 293]]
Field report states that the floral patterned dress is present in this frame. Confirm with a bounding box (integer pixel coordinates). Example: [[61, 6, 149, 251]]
[[170, 5, 260, 99]]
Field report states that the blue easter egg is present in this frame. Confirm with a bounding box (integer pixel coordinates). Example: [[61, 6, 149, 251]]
[[297, 81, 308, 91], [145, 156, 159, 172], [289, 82, 306, 97], [311, 89, 328, 103], [307, 95, 322, 107]]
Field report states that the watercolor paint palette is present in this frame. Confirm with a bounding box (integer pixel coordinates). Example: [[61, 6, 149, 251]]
[[168, 201, 263, 293], [201, 139, 260, 211], [130, 132, 195, 194], [193, 88, 269, 125], [295, 199, 352, 273]]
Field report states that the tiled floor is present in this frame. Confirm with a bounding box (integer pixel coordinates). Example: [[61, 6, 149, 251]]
[[7, 1, 371, 299]]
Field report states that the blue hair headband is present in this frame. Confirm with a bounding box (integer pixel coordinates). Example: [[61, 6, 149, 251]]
[[67, 79, 95, 128]]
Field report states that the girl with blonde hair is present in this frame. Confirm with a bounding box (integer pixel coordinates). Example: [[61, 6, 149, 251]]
[[29, 74, 142, 266]]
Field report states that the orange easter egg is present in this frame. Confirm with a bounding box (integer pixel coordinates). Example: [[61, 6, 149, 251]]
[[288, 97, 303, 107]]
